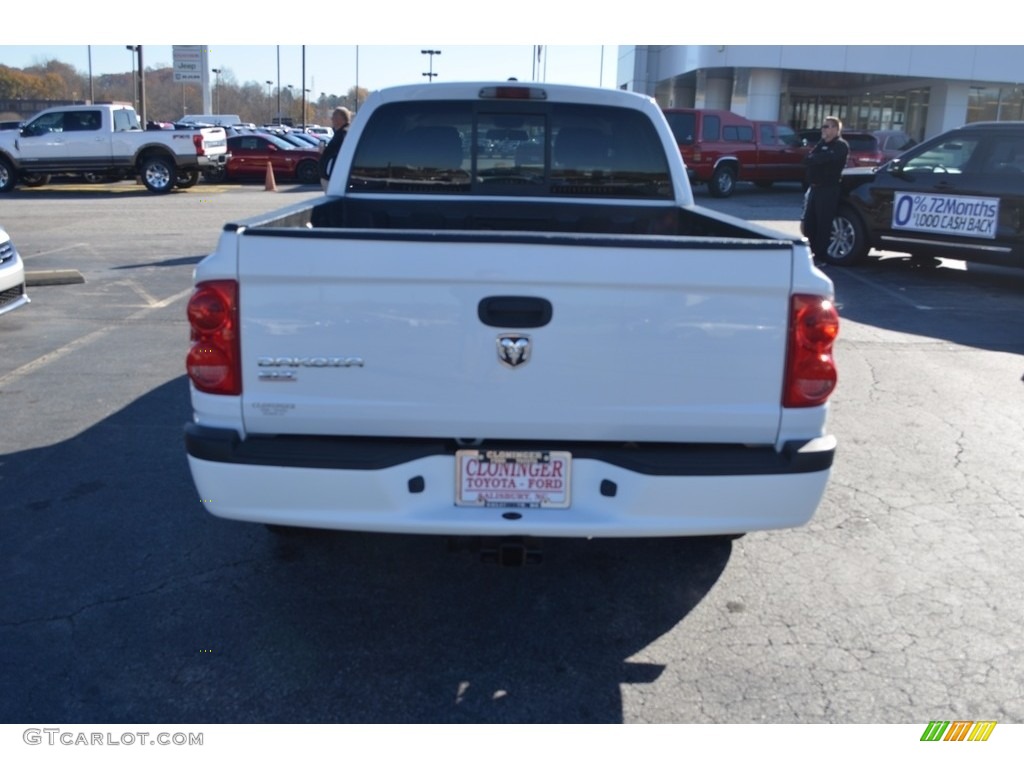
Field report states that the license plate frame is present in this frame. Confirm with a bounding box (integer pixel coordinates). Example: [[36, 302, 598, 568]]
[[455, 449, 571, 509]]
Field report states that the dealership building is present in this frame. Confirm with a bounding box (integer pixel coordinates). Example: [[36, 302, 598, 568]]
[[616, 46, 1024, 142]]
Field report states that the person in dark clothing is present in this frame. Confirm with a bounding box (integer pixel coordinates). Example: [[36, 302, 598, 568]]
[[319, 106, 352, 189], [801, 116, 849, 260]]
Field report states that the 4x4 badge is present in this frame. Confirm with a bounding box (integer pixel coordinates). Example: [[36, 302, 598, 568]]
[[496, 334, 531, 368]]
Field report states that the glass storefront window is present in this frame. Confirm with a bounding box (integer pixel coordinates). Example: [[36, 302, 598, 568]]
[[968, 86, 1024, 123]]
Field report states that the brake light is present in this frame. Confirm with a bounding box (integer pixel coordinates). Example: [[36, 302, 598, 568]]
[[192, 134, 205, 156], [187, 280, 240, 395], [783, 294, 839, 407], [478, 86, 547, 100]]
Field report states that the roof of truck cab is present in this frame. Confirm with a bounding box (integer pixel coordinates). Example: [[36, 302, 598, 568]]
[[367, 81, 659, 109]]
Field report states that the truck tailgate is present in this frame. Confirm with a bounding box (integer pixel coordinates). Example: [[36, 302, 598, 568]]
[[236, 230, 793, 444]]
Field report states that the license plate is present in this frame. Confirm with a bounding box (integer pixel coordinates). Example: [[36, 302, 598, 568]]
[[455, 449, 571, 509]]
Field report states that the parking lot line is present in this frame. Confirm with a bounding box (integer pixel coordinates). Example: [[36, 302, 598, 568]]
[[19, 243, 89, 260], [0, 285, 193, 389]]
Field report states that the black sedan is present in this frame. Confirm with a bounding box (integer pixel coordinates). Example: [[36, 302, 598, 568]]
[[827, 121, 1024, 269]]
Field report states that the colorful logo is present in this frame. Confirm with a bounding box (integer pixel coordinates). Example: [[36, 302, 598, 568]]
[[921, 721, 997, 742]]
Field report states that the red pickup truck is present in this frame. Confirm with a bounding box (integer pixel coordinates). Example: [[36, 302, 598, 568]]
[[663, 108, 807, 197]]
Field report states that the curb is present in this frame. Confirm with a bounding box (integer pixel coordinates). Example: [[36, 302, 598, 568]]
[[26, 269, 85, 286]]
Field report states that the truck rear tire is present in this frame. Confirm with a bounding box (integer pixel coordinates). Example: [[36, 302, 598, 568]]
[[141, 155, 176, 194], [175, 169, 200, 189], [0, 157, 16, 193], [708, 165, 736, 198], [824, 206, 869, 266]]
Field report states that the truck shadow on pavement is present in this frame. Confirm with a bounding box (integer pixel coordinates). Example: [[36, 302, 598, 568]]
[[1, 376, 732, 724], [112, 255, 205, 270], [821, 257, 1024, 356]]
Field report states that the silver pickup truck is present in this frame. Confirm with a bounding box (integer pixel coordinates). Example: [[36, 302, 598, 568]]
[[0, 103, 228, 193], [184, 82, 839, 553]]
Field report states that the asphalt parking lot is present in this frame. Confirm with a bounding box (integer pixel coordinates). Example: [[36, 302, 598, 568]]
[[1, 178, 1022, 725]]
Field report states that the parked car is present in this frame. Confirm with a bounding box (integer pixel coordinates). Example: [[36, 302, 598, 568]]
[[826, 121, 1024, 268], [204, 133, 322, 184], [305, 125, 333, 140], [180, 113, 243, 127], [799, 129, 885, 167], [872, 129, 917, 162], [663, 108, 806, 197], [0, 224, 29, 317], [259, 129, 314, 150], [273, 130, 324, 150]]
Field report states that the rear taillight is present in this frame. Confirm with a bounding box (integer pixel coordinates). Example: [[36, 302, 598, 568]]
[[783, 294, 839, 408], [187, 280, 240, 395], [192, 134, 205, 156]]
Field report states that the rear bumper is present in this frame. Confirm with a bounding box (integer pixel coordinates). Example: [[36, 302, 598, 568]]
[[197, 153, 229, 169], [185, 425, 835, 537]]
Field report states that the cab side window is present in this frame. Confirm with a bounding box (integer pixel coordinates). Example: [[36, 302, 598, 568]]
[[724, 124, 754, 142], [64, 111, 101, 132], [981, 137, 1024, 174], [702, 115, 721, 141], [777, 125, 801, 147], [903, 139, 980, 174], [23, 112, 65, 135], [113, 110, 134, 132]]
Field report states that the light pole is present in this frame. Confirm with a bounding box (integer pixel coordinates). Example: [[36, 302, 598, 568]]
[[126, 46, 138, 109], [285, 85, 294, 125], [212, 68, 222, 113], [421, 49, 441, 82], [137, 46, 146, 125], [87, 45, 94, 103]]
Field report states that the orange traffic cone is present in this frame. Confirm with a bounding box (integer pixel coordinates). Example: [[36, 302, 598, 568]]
[[264, 161, 278, 191]]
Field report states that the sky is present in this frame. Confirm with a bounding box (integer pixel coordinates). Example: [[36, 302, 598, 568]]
[[2, 4, 1009, 100], [1, 45, 622, 98], [1, 4, 644, 98]]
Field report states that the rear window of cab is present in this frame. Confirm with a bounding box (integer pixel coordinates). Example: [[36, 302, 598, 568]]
[[347, 101, 673, 199]]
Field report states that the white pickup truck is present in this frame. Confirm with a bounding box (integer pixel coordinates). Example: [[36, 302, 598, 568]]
[[184, 82, 839, 554], [0, 103, 228, 193]]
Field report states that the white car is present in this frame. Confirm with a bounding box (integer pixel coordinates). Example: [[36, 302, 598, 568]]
[[0, 225, 29, 317], [305, 125, 333, 139]]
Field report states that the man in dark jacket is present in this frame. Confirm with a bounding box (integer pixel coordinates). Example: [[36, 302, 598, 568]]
[[319, 106, 352, 189], [802, 116, 849, 260]]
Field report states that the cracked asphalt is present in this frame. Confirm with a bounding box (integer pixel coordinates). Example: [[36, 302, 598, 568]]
[[1, 179, 1022, 724]]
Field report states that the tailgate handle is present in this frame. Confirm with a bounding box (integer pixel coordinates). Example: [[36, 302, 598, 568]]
[[478, 296, 552, 328]]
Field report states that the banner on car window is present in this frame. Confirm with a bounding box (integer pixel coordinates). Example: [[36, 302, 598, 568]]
[[892, 192, 999, 239]]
